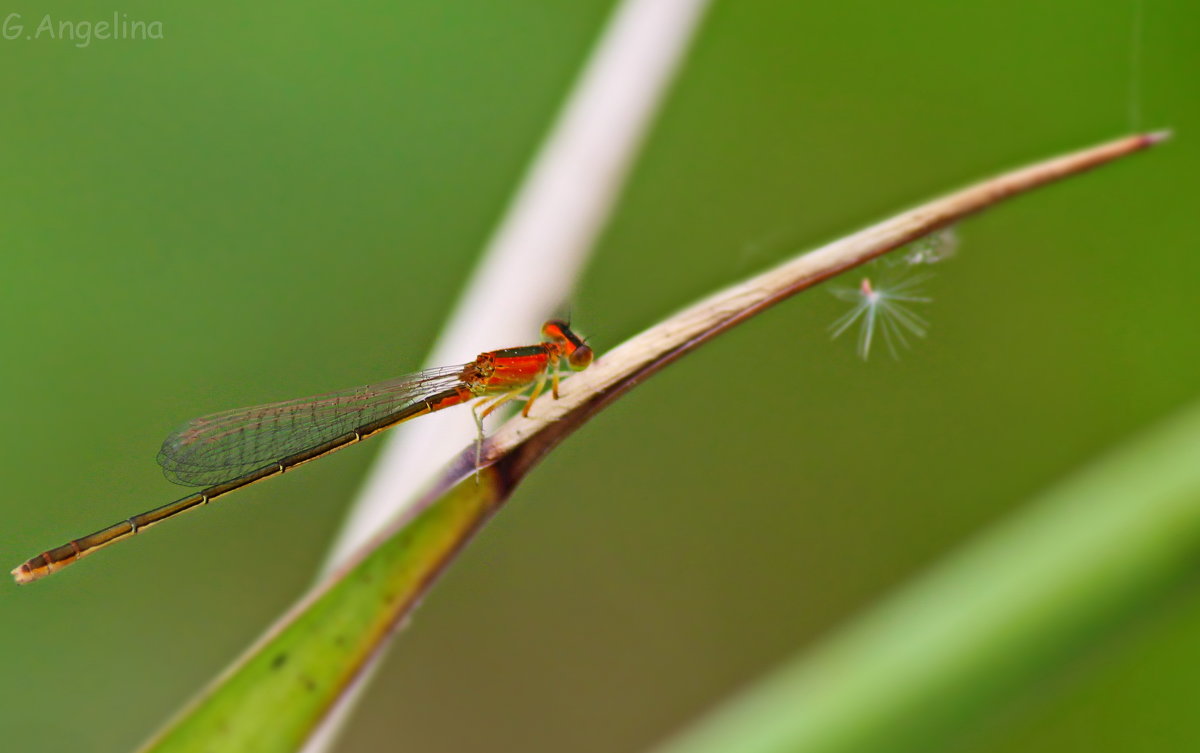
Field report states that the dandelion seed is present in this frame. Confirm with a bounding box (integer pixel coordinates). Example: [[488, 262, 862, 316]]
[[890, 226, 959, 267], [829, 275, 931, 360]]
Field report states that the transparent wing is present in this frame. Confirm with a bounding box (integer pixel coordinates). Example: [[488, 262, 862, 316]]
[[156, 364, 468, 487]]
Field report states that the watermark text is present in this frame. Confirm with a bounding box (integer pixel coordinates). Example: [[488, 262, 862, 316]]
[[3, 13, 163, 48]]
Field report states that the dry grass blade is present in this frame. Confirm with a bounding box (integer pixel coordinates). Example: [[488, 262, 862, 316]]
[[481, 131, 1167, 483], [139, 132, 1164, 753]]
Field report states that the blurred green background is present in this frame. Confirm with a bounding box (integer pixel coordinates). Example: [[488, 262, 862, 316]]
[[2, 1, 1197, 751]]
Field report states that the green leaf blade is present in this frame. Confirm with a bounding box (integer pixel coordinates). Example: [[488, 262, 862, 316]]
[[140, 477, 496, 753], [652, 398, 1200, 753]]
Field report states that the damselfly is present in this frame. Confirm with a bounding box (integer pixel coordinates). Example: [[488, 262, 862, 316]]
[[12, 320, 593, 583]]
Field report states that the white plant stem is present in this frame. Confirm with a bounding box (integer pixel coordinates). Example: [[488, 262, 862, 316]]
[[304, 0, 713, 750]]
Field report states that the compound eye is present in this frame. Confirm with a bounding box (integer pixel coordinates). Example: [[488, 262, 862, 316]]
[[567, 345, 593, 371], [542, 320, 569, 342]]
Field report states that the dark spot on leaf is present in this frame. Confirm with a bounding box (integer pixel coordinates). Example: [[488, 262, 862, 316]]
[[271, 652, 288, 669]]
